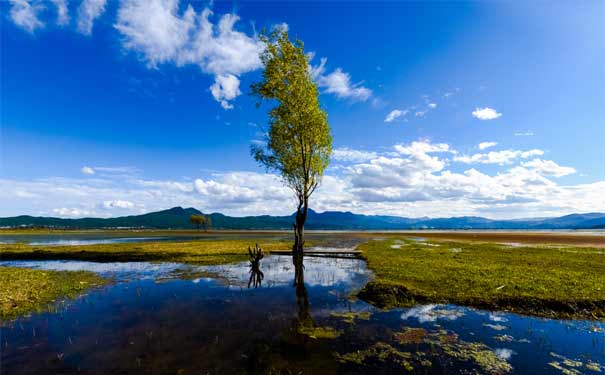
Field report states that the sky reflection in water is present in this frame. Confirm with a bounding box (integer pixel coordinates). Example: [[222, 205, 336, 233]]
[[1, 256, 603, 375]]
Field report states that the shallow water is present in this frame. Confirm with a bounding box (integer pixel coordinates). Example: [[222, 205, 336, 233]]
[[1, 256, 603, 375]]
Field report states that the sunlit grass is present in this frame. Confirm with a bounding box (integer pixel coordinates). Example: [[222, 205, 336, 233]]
[[358, 239, 605, 319], [0, 239, 294, 265], [0, 266, 107, 320]]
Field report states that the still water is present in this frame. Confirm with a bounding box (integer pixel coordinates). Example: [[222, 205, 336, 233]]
[[1, 256, 603, 375]]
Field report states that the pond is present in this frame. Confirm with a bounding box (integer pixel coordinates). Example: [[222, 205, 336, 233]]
[[1, 256, 603, 375]]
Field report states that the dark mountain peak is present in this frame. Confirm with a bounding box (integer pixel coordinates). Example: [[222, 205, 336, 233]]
[[1, 208, 603, 230], [157, 207, 202, 216]]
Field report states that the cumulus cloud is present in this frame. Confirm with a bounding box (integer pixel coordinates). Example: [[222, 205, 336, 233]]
[[0, 141, 598, 219], [478, 141, 498, 150], [9, 0, 45, 33], [310, 57, 372, 102], [332, 148, 378, 163], [210, 74, 241, 109], [472, 107, 502, 120], [103, 200, 135, 209], [114, 1, 263, 109], [384, 109, 407, 123], [521, 159, 576, 177], [77, 0, 106, 35], [53, 207, 95, 217], [81, 166, 95, 175], [50, 0, 69, 25], [454, 149, 544, 165]]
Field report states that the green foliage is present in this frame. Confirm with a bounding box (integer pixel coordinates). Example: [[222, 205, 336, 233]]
[[0, 266, 107, 320], [358, 238, 605, 319], [251, 30, 332, 206], [190, 214, 211, 231]]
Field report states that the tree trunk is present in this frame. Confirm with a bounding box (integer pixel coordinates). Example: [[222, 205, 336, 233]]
[[292, 197, 308, 255]]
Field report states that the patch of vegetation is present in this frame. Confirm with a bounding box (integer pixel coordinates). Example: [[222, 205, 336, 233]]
[[329, 310, 372, 324], [297, 325, 342, 339], [0, 266, 107, 320], [336, 327, 513, 374], [0, 239, 293, 265], [548, 352, 603, 374], [358, 238, 605, 319], [334, 342, 417, 371]]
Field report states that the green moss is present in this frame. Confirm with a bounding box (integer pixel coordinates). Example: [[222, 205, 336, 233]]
[[329, 311, 371, 324], [358, 238, 605, 319], [0, 266, 107, 320], [334, 342, 415, 371], [297, 325, 342, 339], [337, 326, 513, 373]]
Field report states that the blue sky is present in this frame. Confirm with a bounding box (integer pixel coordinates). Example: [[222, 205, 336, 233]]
[[1, 0, 604, 218]]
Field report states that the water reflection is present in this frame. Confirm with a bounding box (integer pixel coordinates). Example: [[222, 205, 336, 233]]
[[1, 255, 604, 374], [248, 244, 265, 288]]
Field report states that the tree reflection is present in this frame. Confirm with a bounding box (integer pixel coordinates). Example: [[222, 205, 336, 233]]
[[248, 244, 264, 288], [293, 251, 310, 323]]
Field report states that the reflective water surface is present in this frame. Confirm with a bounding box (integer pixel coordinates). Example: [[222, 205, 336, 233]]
[[1, 256, 603, 375]]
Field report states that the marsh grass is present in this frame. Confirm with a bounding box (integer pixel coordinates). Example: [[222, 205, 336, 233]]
[[0, 266, 107, 320], [358, 238, 605, 319], [0, 239, 293, 265]]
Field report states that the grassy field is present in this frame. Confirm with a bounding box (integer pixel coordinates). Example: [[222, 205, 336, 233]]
[[358, 238, 605, 319], [0, 239, 294, 264], [0, 267, 107, 320]]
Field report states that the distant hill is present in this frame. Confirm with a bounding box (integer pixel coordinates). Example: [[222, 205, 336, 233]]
[[1, 207, 605, 230]]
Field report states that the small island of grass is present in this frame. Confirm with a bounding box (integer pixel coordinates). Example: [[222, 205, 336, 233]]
[[358, 238, 605, 320]]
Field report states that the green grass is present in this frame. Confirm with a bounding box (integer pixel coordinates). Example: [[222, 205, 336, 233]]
[[358, 238, 605, 320], [0, 267, 107, 320], [0, 239, 294, 265]]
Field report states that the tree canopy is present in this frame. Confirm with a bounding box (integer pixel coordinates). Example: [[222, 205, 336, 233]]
[[251, 30, 332, 252]]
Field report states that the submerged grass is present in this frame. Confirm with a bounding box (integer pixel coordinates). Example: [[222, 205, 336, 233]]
[[0, 239, 293, 265], [358, 238, 605, 320], [0, 266, 107, 320]]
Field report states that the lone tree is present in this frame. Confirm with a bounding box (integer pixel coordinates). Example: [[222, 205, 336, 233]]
[[251, 30, 332, 254], [190, 214, 211, 231]]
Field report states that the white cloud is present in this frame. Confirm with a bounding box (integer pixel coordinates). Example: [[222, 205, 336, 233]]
[[428, 102, 437, 109], [0, 142, 599, 219], [514, 131, 534, 137], [332, 148, 378, 163], [394, 141, 452, 155], [478, 141, 498, 150], [81, 166, 95, 175], [50, 0, 69, 26], [521, 159, 576, 177], [415, 110, 428, 117], [53, 207, 95, 217], [384, 109, 407, 123], [209, 74, 241, 109], [114, 1, 263, 109], [77, 0, 106, 35], [310, 57, 372, 102], [454, 149, 544, 165], [472, 107, 502, 120], [9, 0, 45, 33], [103, 200, 135, 209]]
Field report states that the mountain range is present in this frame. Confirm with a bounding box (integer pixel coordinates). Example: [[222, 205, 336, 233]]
[[1, 207, 605, 230]]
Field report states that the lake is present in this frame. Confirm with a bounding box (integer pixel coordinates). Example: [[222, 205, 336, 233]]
[[1, 255, 603, 374]]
